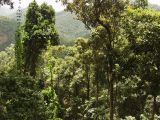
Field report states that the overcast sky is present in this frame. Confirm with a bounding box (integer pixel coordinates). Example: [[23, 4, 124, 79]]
[[4, 0, 65, 12], [2, 0, 160, 12], [150, 0, 160, 5]]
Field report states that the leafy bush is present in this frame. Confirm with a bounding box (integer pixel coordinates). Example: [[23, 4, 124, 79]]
[[0, 75, 59, 120]]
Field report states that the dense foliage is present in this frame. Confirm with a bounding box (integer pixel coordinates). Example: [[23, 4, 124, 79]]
[[21, 1, 59, 77], [0, 0, 160, 120], [0, 75, 48, 120]]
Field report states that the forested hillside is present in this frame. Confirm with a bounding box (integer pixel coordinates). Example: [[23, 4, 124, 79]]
[[0, 0, 160, 120], [55, 11, 90, 45], [0, 9, 90, 50], [0, 16, 16, 50]]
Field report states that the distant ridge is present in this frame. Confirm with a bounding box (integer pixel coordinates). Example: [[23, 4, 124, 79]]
[[55, 11, 90, 45], [0, 3, 159, 50], [0, 8, 90, 50]]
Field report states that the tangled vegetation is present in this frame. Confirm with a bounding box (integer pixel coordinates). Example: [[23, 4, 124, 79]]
[[0, 0, 160, 120]]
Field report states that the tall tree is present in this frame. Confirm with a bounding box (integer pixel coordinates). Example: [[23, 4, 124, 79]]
[[59, 0, 127, 119], [23, 1, 59, 77], [76, 38, 92, 101], [122, 7, 160, 119], [23, 1, 41, 76]]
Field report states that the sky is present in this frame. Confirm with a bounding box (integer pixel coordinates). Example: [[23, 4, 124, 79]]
[[150, 0, 160, 5], [2, 0, 160, 12], [4, 0, 65, 12]]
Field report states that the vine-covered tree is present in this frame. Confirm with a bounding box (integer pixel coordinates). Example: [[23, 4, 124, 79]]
[[22, 1, 59, 77]]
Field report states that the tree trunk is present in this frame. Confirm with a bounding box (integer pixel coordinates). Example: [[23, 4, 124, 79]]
[[50, 66, 54, 92], [95, 67, 99, 120], [86, 65, 90, 100], [109, 52, 114, 120], [110, 80, 114, 120], [30, 57, 36, 78], [151, 95, 157, 120]]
